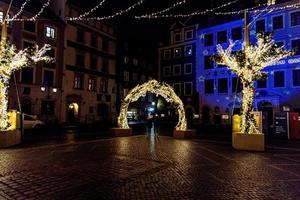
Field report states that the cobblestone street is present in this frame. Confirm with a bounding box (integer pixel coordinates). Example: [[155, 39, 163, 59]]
[[1, 134, 300, 199]]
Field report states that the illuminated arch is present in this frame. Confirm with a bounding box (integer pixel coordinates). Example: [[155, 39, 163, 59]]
[[118, 80, 187, 131]]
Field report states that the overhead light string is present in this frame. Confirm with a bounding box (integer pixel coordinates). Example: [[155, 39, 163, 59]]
[[9, 0, 31, 21]]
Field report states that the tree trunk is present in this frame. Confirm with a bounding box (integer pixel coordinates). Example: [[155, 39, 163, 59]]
[[0, 80, 9, 130], [241, 83, 257, 134]]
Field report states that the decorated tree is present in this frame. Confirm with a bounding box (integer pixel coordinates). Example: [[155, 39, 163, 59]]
[[0, 22, 51, 130], [217, 34, 291, 134]]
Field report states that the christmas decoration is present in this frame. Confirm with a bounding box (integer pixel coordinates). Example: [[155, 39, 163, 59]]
[[216, 34, 291, 134], [0, 22, 52, 130], [118, 80, 187, 131]]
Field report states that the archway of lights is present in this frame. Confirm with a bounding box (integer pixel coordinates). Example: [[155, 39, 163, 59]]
[[117, 80, 187, 131]]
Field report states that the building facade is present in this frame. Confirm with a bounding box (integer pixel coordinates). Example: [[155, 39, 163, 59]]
[[51, 1, 118, 124], [197, 1, 300, 126], [158, 23, 199, 122], [1, 0, 65, 123]]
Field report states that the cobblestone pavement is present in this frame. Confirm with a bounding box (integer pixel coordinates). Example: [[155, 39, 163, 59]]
[[1, 135, 300, 200]]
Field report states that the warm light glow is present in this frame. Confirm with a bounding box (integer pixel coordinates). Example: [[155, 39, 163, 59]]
[[217, 34, 291, 134], [118, 80, 187, 131], [7, 110, 17, 131], [69, 103, 79, 117], [40, 86, 46, 92], [52, 88, 57, 93]]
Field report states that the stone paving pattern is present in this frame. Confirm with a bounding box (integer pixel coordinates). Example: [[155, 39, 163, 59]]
[[1, 135, 300, 199]]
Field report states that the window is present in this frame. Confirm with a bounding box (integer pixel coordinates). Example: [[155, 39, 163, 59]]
[[218, 78, 228, 93], [275, 41, 284, 48], [293, 69, 300, 86], [256, 78, 266, 88], [102, 40, 108, 51], [274, 71, 285, 87], [123, 56, 129, 64], [204, 79, 214, 94], [91, 35, 97, 48], [43, 70, 54, 87], [74, 73, 83, 89], [231, 27, 242, 40], [174, 32, 181, 42], [24, 21, 36, 32], [88, 78, 96, 91], [185, 30, 193, 40], [163, 66, 171, 77], [90, 56, 97, 70], [273, 15, 283, 30], [133, 59, 138, 66], [76, 53, 85, 66], [21, 68, 33, 84], [124, 71, 130, 82], [204, 33, 213, 46], [184, 45, 193, 56], [99, 78, 108, 93], [291, 11, 300, 27], [77, 29, 85, 43], [102, 59, 108, 73], [204, 55, 214, 69], [45, 26, 56, 39], [217, 30, 227, 44], [41, 101, 55, 115], [232, 77, 242, 93], [174, 48, 181, 58], [163, 50, 171, 60], [292, 39, 300, 55], [184, 82, 193, 96], [132, 73, 138, 83], [256, 19, 265, 33], [184, 63, 192, 74], [173, 65, 181, 76], [173, 83, 181, 96]]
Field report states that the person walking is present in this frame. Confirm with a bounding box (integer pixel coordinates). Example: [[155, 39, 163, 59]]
[[153, 114, 160, 136]]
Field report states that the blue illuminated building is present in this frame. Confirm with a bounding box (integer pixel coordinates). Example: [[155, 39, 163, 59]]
[[197, 1, 300, 126]]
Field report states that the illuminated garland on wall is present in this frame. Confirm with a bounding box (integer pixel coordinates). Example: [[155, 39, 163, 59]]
[[216, 34, 291, 134], [67, 0, 107, 21], [118, 80, 187, 131], [9, 0, 30, 21], [134, 0, 239, 19], [68, 0, 144, 21], [7, 0, 50, 22]]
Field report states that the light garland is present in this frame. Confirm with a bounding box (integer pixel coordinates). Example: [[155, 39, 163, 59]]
[[216, 34, 291, 134], [7, 0, 50, 22], [68, 0, 144, 21], [67, 0, 107, 21], [0, 41, 52, 130], [134, 0, 187, 19], [9, 0, 31, 21], [118, 80, 187, 131], [134, 0, 239, 19]]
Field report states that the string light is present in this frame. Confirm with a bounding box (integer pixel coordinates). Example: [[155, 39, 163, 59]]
[[118, 80, 187, 131], [9, 0, 30, 21], [67, 0, 107, 21], [216, 35, 292, 134], [7, 0, 50, 22], [135, 0, 187, 19], [0, 42, 52, 130], [134, 0, 239, 19], [214, 4, 266, 15], [68, 0, 144, 21]]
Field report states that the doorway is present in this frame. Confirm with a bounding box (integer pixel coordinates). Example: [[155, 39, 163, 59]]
[[68, 103, 79, 123]]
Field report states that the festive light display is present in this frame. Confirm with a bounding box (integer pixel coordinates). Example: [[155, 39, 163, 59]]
[[134, 0, 239, 19], [68, 0, 144, 21], [118, 80, 187, 131], [0, 32, 51, 130], [217, 34, 291, 134], [67, 0, 107, 21], [9, 0, 30, 21], [7, 0, 50, 22]]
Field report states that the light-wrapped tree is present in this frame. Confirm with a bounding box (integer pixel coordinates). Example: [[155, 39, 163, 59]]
[[217, 34, 291, 134], [0, 22, 51, 130]]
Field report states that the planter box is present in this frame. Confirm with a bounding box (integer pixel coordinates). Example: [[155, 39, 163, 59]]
[[173, 129, 196, 139], [0, 129, 21, 148], [232, 132, 265, 151], [110, 128, 133, 137]]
